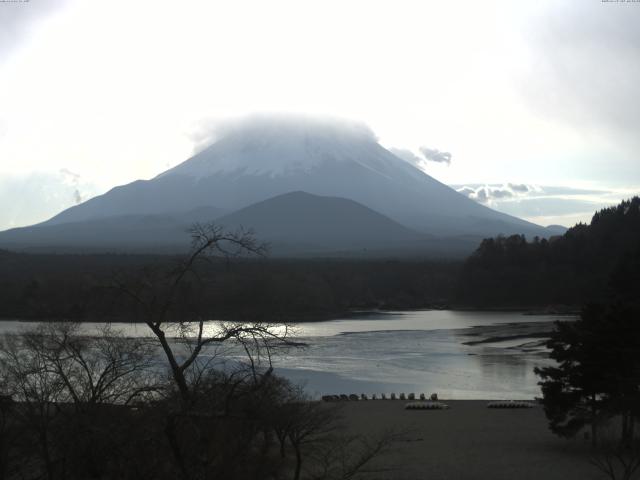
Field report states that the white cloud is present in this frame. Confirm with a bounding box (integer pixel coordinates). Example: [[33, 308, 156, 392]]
[[455, 183, 533, 204], [454, 182, 639, 227]]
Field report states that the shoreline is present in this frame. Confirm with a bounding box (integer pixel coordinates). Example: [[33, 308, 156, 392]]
[[336, 400, 595, 480], [0, 306, 579, 324]]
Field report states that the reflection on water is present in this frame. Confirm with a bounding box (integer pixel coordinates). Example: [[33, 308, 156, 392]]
[[293, 310, 557, 337], [269, 327, 555, 400], [477, 353, 531, 381], [0, 310, 569, 399], [270, 312, 563, 399]]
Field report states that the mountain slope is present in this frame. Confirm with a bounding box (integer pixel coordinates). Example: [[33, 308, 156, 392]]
[[0, 193, 442, 255], [0, 214, 188, 252], [0, 205, 225, 253], [42, 115, 547, 238], [215, 191, 427, 254]]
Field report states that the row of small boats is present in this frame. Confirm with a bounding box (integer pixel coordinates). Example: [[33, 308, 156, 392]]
[[321, 394, 536, 409], [322, 392, 438, 402]]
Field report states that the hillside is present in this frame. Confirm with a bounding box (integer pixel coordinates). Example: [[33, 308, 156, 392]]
[[0, 192, 439, 255], [215, 191, 428, 255], [0, 206, 223, 253]]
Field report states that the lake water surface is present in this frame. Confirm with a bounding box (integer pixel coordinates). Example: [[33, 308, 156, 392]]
[[0, 310, 569, 400], [270, 310, 564, 400]]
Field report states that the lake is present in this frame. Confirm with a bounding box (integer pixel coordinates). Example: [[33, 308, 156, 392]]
[[0, 310, 569, 400], [270, 310, 563, 400]]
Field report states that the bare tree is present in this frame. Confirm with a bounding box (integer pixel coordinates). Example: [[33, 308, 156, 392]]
[[1, 330, 67, 480], [113, 223, 297, 405], [0, 376, 18, 480], [0, 322, 159, 480], [591, 423, 640, 480], [285, 400, 341, 480], [110, 223, 306, 480], [21, 322, 159, 408], [268, 385, 401, 480], [309, 430, 402, 480]]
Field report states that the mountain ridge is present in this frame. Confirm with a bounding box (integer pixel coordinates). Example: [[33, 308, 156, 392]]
[[42, 115, 546, 239], [1, 192, 476, 256], [1, 115, 554, 255]]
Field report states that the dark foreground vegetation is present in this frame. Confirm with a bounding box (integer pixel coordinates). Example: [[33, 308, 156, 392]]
[[0, 322, 398, 480], [0, 226, 399, 480], [532, 200, 640, 479], [535, 308, 640, 479]]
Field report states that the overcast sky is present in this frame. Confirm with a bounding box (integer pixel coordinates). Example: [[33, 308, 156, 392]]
[[0, 0, 638, 229]]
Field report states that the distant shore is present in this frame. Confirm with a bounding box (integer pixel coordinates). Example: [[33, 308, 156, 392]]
[[0, 305, 580, 324]]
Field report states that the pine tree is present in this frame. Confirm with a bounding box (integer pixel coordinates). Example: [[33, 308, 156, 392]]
[[535, 303, 640, 445]]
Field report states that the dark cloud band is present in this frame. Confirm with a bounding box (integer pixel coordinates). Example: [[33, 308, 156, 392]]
[[419, 147, 452, 165]]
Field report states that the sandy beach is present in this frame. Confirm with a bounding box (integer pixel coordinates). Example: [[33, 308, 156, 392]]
[[337, 400, 601, 480]]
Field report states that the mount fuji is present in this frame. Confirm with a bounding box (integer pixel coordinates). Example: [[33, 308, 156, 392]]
[[0, 115, 550, 255]]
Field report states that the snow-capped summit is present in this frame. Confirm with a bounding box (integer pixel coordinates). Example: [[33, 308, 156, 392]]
[[159, 115, 383, 179]]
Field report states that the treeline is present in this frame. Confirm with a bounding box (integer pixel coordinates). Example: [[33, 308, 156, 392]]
[[456, 197, 640, 308], [0, 250, 460, 322], [3, 197, 638, 320]]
